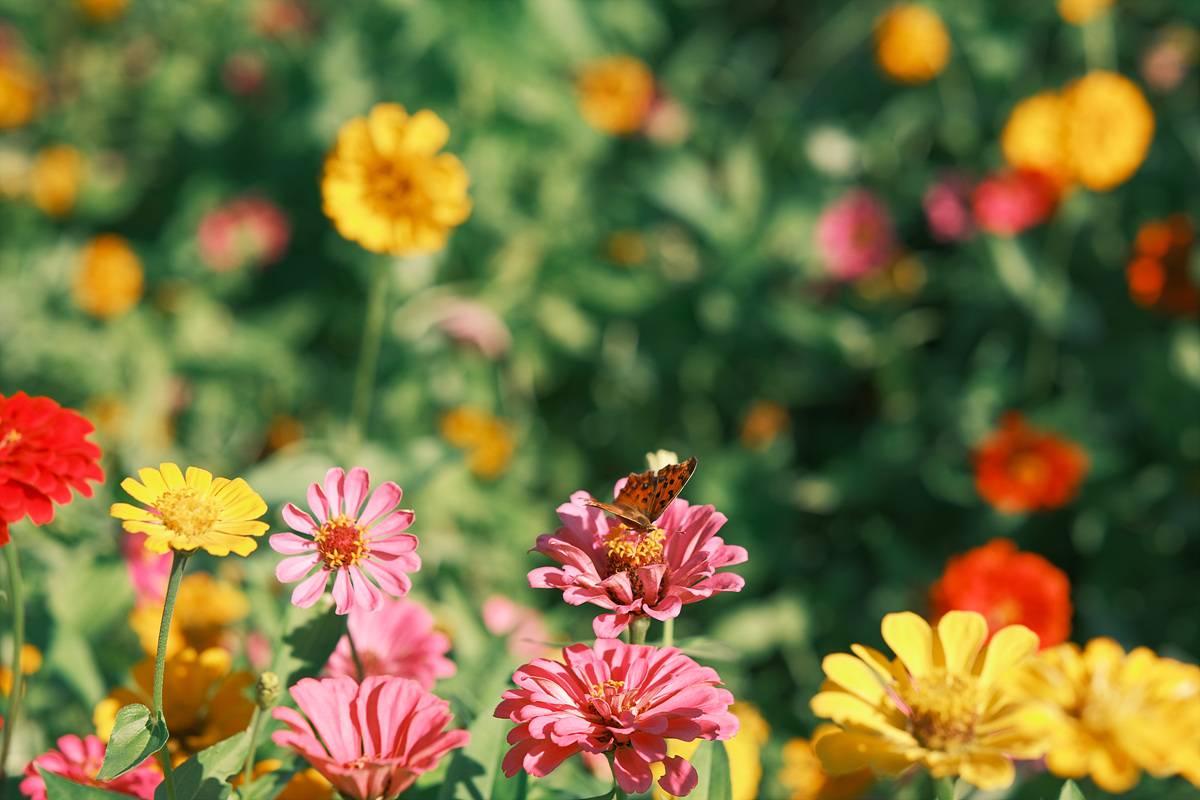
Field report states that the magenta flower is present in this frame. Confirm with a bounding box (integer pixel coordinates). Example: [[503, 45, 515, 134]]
[[814, 188, 896, 281], [272, 675, 468, 800], [529, 491, 746, 638], [121, 531, 171, 606], [924, 174, 976, 242], [325, 596, 455, 688], [21, 735, 161, 800], [270, 467, 420, 615], [494, 639, 738, 797]]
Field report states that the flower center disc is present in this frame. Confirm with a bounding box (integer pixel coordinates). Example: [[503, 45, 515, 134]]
[[364, 163, 424, 217], [156, 488, 220, 544], [0, 429, 21, 453], [587, 679, 635, 715], [603, 525, 665, 575], [315, 514, 368, 570], [899, 671, 984, 752]]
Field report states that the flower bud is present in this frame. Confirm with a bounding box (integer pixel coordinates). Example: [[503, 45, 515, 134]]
[[255, 671, 281, 710]]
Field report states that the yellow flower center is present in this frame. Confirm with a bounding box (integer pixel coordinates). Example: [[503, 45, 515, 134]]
[[363, 162, 426, 218], [314, 514, 368, 570], [155, 488, 220, 545], [604, 525, 665, 574], [898, 670, 985, 752], [587, 679, 637, 715], [0, 429, 21, 451]]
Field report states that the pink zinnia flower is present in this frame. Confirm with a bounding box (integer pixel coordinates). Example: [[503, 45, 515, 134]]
[[972, 169, 1059, 236], [325, 597, 455, 688], [494, 639, 738, 797], [21, 735, 161, 800], [482, 595, 552, 659], [530, 490, 746, 638], [270, 467, 420, 615], [814, 189, 896, 281], [272, 675, 468, 800], [433, 298, 512, 360], [924, 174, 976, 242], [121, 531, 172, 605], [197, 195, 290, 272]]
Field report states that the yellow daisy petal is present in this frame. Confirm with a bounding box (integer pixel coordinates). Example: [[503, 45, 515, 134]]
[[121, 476, 161, 507], [814, 729, 915, 776], [214, 520, 269, 537], [811, 692, 912, 742], [882, 611, 933, 677], [110, 503, 156, 522], [137, 467, 169, 497], [937, 611, 989, 677], [185, 467, 213, 494], [203, 533, 258, 557], [980, 625, 1039, 685], [120, 520, 165, 536], [159, 462, 186, 489], [823, 653, 889, 706]]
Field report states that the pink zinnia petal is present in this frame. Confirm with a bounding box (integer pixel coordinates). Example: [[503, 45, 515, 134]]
[[271, 531, 314, 555], [343, 467, 370, 518], [291, 570, 329, 608], [277, 553, 320, 583], [332, 569, 353, 614], [282, 503, 317, 534], [658, 754, 698, 796], [323, 467, 345, 518], [359, 481, 402, 527]]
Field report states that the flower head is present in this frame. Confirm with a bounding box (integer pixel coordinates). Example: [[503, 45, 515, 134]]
[[0, 30, 39, 130], [815, 190, 896, 282], [971, 169, 1059, 236], [30, 145, 84, 217], [21, 735, 161, 800], [811, 611, 1044, 790], [1058, 0, 1113, 25], [321, 103, 470, 255], [779, 728, 872, 800], [931, 539, 1071, 648], [1126, 214, 1199, 317], [77, 0, 129, 23], [740, 401, 790, 450], [495, 639, 738, 796], [122, 532, 172, 606], [197, 195, 291, 272], [654, 702, 769, 800], [0, 643, 41, 695], [325, 597, 455, 688], [874, 4, 950, 84], [1011, 639, 1200, 792], [111, 463, 269, 556], [440, 407, 515, 479], [1002, 91, 1072, 189], [530, 485, 746, 638], [1063, 71, 1155, 191], [432, 298, 512, 359], [577, 56, 655, 135], [130, 571, 249, 657], [273, 675, 468, 800], [74, 234, 144, 319], [923, 174, 975, 243], [974, 413, 1088, 514], [270, 467, 419, 615], [0, 392, 103, 546]]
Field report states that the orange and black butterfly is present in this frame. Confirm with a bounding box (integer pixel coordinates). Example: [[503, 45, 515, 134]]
[[584, 457, 698, 531]]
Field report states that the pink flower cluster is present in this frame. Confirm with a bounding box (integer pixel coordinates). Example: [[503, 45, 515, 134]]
[[325, 596, 455, 688], [923, 169, 1060, 240], [815, 189, 897, 281], [21, 735, 161, 800], [196, 195, 290, 272]]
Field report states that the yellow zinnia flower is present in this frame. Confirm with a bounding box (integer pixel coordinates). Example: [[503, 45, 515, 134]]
[[0, 643, 42, 695], [779, 727, 873, 800], [874, 4, 951, 84], [95, 646, 254, 761], [1010, 638, 1200, 793], [111, 463, 269, 556], [1062, 70, 1154, 191], [440, 406, 515, 479], [1001, 91, 1071, 188], [1058, 0, 1114, 25], [321, 103, 471, 256], [74, 234, 143, 319], [30, 145, 85, 217], [653, 702, 770, 800], [577, 56, 656, 135], [811, 610, 1044, 790], [129, 571, 249, 657], [0, 43, 39, 130]]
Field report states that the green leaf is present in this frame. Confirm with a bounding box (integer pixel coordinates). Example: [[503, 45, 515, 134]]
[[1059, 780, 1087, 800], [273, 602, 343, 685], [39, 768, 133, 800], [237, 765, 297, 800], [688, 740, 732, 800], [156, 732, 250, 800], [436, 655, 521, 800], [96, 704, 168, 781]]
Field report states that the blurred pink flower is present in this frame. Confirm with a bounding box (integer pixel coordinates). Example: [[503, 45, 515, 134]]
[[246, 631, 273, 671], [197, 196, 290, 272], [122, 531, 171, 606], [924, 174, 976, 242], [434, 298, 511, 359], [494, 639, 738, 796], [270, 467, 420, 615], [325, 597, 455, 688], [272, 675, 468, 800], [21, 735, 161, 800], [972, 169, 1059, 237], [482, 595, 551, 658], [815, 189, 896, 281], [252, 0, 315, 38], [643, 95, 692, 145], [529, 489, 746, 638], [222, 52, 267, 96]]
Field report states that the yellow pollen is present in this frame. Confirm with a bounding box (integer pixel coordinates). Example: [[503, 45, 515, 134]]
[[897, 670, 985, 752], [314, 514, 368, 570], [155, 488, 220, 545], [0, 430, 21, 449], [604, 525, 665, 575], [587, 679, 637, 715]]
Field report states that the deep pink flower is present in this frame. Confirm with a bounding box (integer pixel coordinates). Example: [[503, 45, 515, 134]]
[[272, 675, 468, 800], [433, 298, 512, 360], [21, 735, 161, 800], [924, 174, 976, 242], [270, 467, 420, 615], [814, 189, 896, 281], [494, 639, 738, 796], [972, 169, 1059, 236], [121, 532, 171, 605], [482, 595, 553, 659], [325, 597, 455, 688], [529, 490, 746, 638], [197, 196, 290, 272]]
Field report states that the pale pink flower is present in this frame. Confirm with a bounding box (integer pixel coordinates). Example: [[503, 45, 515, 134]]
[[121, 531, 171, 605], [494, 639, 738, 796], [270, 467, 420, 615], [482, 595, 552, 659], [924, 174, 976, 242], [272, 675, 468, 800], [197, 195, 290, 272], [21, 735, 161, 800], [972, 169, 1058, 237], [815, 189, 896, 281], [529, 489, 746, 638], [433, 298, 511, 359], [325, 597, 455, 688]]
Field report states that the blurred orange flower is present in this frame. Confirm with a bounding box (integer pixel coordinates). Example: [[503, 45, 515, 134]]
[[740, 401, 790, 450], [577, 56, 655, 135], [0, 30, 39, 129], [931, 538, 1071, 648], [440, 407, 515, 479], [975, 413, 1088, 514], [30, 145, 85, 217], [874, 4, 950, 84], [77, 0, 129, 24], [129, 572, 249, 657], [779, 728, 872, 800], [1001, 92, 1072, 189], [241, 761, 333, 800], [1058, 0, 1113, 25], [1126, 215, 1198, 317], [0, 644, 42, 695], [74, 234, 144, 319]]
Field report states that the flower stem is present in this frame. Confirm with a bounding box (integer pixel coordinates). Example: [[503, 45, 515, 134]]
[[606, 752, 627, 800], [935, 775, 956, 800], [350, 262, 392, 443], [241, 707, 263, 785], [661, 617, 674, 648], [0, 541, 26, 782], [630, 617, 650, 645], [153, 552, 189, 800], [346, 623, 364, 681]]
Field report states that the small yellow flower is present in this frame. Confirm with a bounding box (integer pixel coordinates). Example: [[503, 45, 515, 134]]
[[0, 43, 39, 130], [111, 463, 269, 557], [653, 702, 770, 800], [1062, 70, 1154, 191], [74, 234, 144, 319], [874, 4, 951, 84], [0, 643, 42, 695], [1010, 638, 1200, 793], [440, 407, 515, 479], [1001, 91, 1071, 188], [240, 762, 333, 800], [779, 728, 873, 800], [321, 103, 471, 255], [77, 0, 129, 23], [811, 610, 1044, 790], [30, 145, 85, 216], [129, 572, 249, 657], [1058, 0, 1114, 25], [577, 56, 656, 135]]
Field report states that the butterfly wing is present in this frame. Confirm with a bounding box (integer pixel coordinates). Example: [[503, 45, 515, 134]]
[[641, 456, 698, 520], [583, 498, 653, 530], [585, 457, 698, 529]]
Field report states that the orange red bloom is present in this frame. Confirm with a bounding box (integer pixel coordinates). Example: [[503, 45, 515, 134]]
[[974, 413, 1088, 514], [1126, 215, 1199, 317]]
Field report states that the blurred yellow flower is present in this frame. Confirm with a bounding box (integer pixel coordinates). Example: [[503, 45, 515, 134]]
[[874, 4, 950, 84], [653, 702, 770, 800], [130, 571, 249, 657], [321, 103, 471, 255], [0, 643, 42, 695], [440, 407, 515, 480], [577, 56, 655, 135], [111, 463, 270, 556], [0, 41, 39, 129], [241, 761, 333, 800], [30, 145, 85, 216], [1001, 92, 1071, 187], [77, 0, 129, 23], [1062, 70, 1154, 191], [1058, 0, 1114, 25], [740, 400, 790, 450], [95, 646, 254, 761], [74, 234, 144, 319], [779, 728, 872, 800], [605, 230, 648, 267], [1010, 638, 1200, 793]]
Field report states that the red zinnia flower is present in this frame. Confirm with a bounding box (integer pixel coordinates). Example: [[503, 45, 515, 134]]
[[0, 392, 103, 545], [930, 538, 1072, 648], [972, 169, 1059, 236], [974, 413, 1088, 514]]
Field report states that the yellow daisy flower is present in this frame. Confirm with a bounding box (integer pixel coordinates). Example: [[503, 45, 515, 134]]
[[810, 610, 1044, 791], [779, 727, 872, 800], [321, 103, 471, 256], [111, 463, 269, 556], [1001, 91, 1071, 188], [576, 56, 656, 135], [1010, 638, 1200, 793], [129, 571, 249, 657], [874, 4, 951, 85], [1062, 70, 1154, 191], [653, 702, 770, 800]]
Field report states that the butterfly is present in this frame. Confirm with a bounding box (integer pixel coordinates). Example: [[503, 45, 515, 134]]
[[584, 457, 698, 531]]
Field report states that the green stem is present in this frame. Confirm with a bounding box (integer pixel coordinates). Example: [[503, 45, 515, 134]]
[[1081, 12, 1116, 72], [606, 752, 627, 800], [346, 623, 364, 681], [935, 775, 956, 800], [0, 541, 26, 782], [350, 263, 392, 443], [153, 553, 189, 800], [661, 617, 674, 648], [630, 617, 650, 646], [241, 707, 263, 786]]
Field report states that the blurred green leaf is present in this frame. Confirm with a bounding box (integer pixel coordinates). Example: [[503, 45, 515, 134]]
[[158, 732, 249, 800], [273, 603, 343, 686], [40, 768, 131, 800], [688, 740, 732, 800], [1059, 781, 1087, 800]]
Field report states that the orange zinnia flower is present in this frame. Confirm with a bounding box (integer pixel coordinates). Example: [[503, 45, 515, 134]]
[[931, 538, 1071, 648], [974, 413, 1088, 514], [1126, 215, 1198, 318]]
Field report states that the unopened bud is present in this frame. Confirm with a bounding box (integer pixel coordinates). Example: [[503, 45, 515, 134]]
[[255, 671, 281, 710]]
